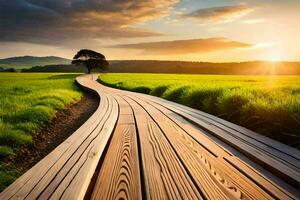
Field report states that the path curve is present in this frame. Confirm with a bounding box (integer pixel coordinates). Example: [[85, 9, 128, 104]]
[[1, 74, 300, 200]]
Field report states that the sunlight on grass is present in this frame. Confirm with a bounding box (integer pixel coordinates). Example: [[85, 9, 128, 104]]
[[99, 73, 300, 148]]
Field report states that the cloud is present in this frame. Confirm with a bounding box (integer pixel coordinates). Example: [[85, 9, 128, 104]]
[[111, 38, 253, 55], [242, 19, 267, 24], [184, 5, 254, 22], [0, 0, 179, 45]]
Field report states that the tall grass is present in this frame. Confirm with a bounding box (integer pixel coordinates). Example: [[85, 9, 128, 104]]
[[0, 73, 82, 158], [0, 73, 82, 191], [99, 73, 300, 148]]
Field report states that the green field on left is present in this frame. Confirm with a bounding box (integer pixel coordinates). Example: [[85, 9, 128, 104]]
[[0, 73, 83, 191]]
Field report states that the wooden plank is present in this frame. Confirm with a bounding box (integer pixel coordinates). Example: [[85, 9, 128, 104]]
[[91, 123, 141, 199], [130, 95, 275, 200], [124, 87, 299, 162], [225, 156, 300, 200], [169, 109, 298, 199], [166, 102, 300, 167], [117, 114, 135, 124], [135, 94, 300, 188], [16, 93, 112, 199], [0, 108, 106, 198], [134, 93, 300, 197], [144, 100, 231, 158], [92, 95, 142, 200], [24, 96, 113, 199], [46, 96, 118, 200], [123, 96, 203, 200], [129, 87, 300, 167], [141, 93, 300, 161], [162, 95, 300, 159]]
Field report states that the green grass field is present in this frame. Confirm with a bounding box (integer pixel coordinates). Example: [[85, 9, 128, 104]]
[[0, 73, 82, 190], [99, 73, 300, 148]]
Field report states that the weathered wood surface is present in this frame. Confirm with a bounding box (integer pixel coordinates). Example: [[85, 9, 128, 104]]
[[1, 74, 299, 200]]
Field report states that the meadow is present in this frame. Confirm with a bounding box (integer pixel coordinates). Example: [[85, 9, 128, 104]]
[[0, 73, 82, 190], [99, 73, 300, 148]]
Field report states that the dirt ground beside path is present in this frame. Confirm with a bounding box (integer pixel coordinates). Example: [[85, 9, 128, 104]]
[[4, 92, 99, 173]]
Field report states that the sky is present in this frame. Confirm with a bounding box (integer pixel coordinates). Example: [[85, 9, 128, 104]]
[[0, 0, 299, 62]]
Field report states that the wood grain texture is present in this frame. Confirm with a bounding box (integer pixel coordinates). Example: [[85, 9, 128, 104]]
[[132, 89, 299, 159], [123, 96, 203, 200], [129, 95, 274, 200], [92, 124, 141, 200], [129, 89, 299, 162], [52, 95, 118, 200], [126, 91, 300, 199], [133, 92, 300, 188], [134, 93, 300, 199], [92, 95, 141, 200], [27, 96, 114, 199]]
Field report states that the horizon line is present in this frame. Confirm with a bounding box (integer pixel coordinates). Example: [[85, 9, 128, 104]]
[[1, 55, 300, 64]]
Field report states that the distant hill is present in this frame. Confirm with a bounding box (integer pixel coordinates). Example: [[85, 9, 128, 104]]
[[0, 56, 71, 69], [22, 64, 87, 73], [22, 60, 300, 75], [108, 60, 300, 75]]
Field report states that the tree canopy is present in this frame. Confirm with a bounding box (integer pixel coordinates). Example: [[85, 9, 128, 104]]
[[72, 49, 109, 73]]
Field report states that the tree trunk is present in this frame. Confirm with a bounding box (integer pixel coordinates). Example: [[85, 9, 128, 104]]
[[86, 63, 91, 74]]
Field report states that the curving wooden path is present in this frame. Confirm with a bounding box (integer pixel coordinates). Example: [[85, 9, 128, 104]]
[[1, 74, 300, 200]]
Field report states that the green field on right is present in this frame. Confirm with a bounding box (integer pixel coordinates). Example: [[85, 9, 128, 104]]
[[99, 73, 300, 149]]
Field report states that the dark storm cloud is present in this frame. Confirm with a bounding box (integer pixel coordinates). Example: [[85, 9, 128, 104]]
[[0, 0, 179, 44], [112, 38, 253, 55]]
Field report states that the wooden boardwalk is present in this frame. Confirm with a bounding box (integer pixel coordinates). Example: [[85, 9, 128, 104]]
[[1, 74, 299, 200]]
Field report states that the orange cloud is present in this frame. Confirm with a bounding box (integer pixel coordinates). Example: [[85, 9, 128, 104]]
[[185, 5, 254, 22], [111, 38, 253, 55], [242, 19, 267, 24]]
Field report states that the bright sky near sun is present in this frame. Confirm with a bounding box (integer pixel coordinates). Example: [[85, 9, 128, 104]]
[[0, 0, 299, 62]]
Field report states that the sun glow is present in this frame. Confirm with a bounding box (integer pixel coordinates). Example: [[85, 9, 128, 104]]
[[265, 51, 284, 62]]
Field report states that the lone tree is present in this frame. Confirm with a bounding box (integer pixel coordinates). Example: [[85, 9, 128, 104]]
[[72, 49, 109, 74]]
